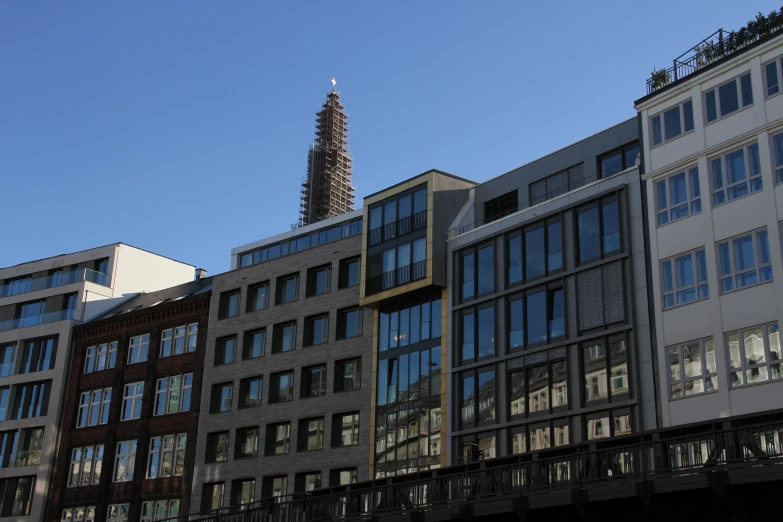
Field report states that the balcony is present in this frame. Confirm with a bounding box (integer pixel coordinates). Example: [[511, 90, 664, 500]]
[[365, 261, 426, 296], [0, 309, 79, 333], [0, 269, 108, 299], [368, 211, 426, 247]]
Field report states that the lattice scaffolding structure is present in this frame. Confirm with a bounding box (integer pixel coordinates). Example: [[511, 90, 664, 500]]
[[299, 87, 356, 227]]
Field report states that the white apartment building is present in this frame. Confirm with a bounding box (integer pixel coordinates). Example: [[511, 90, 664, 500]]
[[636, 25, 783, 427], [0, 243, 195, 521]]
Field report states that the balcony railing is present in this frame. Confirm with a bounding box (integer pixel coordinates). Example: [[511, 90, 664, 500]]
[[369, 211, 426, 247], [366, 261, 426, 296], [0, 269, 108, 298], [0, 309, 79, 333]]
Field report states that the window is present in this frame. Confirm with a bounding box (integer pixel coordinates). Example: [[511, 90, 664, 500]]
[[460, 305, 495, 363], [277, 274, 300, 304], [460, 243, 493, 300], [727, 322, 781, 386], [239, 376, 263, 408], [508, 288, 565, 350], [507, 219, 562, 285], [338, 307, 363, 339], [243, 329, 266, 359], [231, 479, 256, 509], [305, 315, 329, 346], [215, 336, 237, 365], [18, 336, 56, 374], [772, 132, 783, 184], [510, 419, 569, 455], [339, 258, 360, 288], [235, 427, 259, 459], [107, 504, 129, 522], [77, 388, 111, 427], [711, 143, 762, 205], [668, 338, 717, 397], [484, 190, 518, 223], [0, 344, 14, 377], [651, 99, 694, 146], [577, 196, 620, 264], [529, 163, 587, 206], [265, 422, 291, 455], [15, 427, 43, 467], [270, 371, 294, 403], [201, 483, 224, 512], [11, 381, 49, 420], [598, 141, 640, 178], [273, 321, 298, 353], [112, 440, 136, 482], [368, 187, 427, 246], [378, 296, 441, 351], [210, 382, 233, 413], [460, 367, 496, 428], [368, 238, 427, 294], [0, 388, 9, 421], [68, 444, 103, 486], [307, 265, 332, 297], [704, 72, 753, 123], [764, 56, 783, 97], [333, 412, 359, 447], [331, 468, 358, 486], [376, 347, 441, 406], [302, 364, 327, 398], [83, 342, 117, 373], [262, 476, 288, 500], [583, 334, 628, 404], [205, 431, 229, 463], [120, 382, 143, 421], [718, 229, 773, 292], [656, 167, 701, 225], [298, 417, 325, 451], [61, 507, 95, 522], [160, 324, 197, 358], [662, 249, 709, 308], [247, 282, 269, 312], [139, 500, 179, 522], [218, 290, 240, 319], [147, 433, 186, 478], [335, 358, 361, 393], [125, 334, 149, 365], [586, 410, 631, 440], [154, 374, 192, 415], [0, 476, 35, 516], [295, 471, 322, 492]]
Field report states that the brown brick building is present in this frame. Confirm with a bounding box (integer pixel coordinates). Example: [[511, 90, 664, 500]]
[[47, 276, 212, 522]]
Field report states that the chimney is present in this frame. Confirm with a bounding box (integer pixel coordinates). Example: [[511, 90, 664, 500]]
[[195, 268, 207, 280]]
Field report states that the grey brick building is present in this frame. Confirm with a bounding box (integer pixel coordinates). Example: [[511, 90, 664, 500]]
[[190, 210, 371, 512]]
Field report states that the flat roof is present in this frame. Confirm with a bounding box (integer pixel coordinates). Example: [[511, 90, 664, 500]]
[[1, 242, 195, 270], [363, 169, 476, 200]]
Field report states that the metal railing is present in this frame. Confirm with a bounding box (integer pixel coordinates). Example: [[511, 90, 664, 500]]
[[0, 268, 108, 298], [176, 419, 783, 522], [368, 211, 426, 247], [0, 308, 79, 333], [365, 261, 426, 296]]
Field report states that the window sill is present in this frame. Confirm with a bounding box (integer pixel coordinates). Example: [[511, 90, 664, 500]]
[[651, 129, 696, 149], [705, 103, 754, 126], [656, 209, 702, 229], [669, 389, 718, 401], [719, 277, 774, 296], [712, 186, 763, 209], [662, 295, 709, 312]]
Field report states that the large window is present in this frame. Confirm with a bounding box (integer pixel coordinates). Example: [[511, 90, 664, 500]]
[[710, 143, 762, 206], [247, 282, 269, 312], [11, 381, 49, 420], [243, 329, 266, 359], [77, 388, 111, 427], [147, 433, 186, 478], [661, 249, 708, 308], [68, 444, 103, 486], [373, 238, 427, 292], [107, 504, 129, 522], [460, 243, 494, 300], [0, 476, 35, 516], [140, 500, 179, 522], [339, 257, 360, 288], [509, 360, 567, 419], [239, 376, 263, 408], [651, 99, 694, 146], [507, 219, 562, 285], [376, 347, 441, 406], [218, 290, 240, 319], [273, 321, 298, 353], [126, 335, 149, 364], [460, 367, 496, 429], [656, 167, 701, 225], [201, 483, 224, 512], [205, 432, 229, 463], [112, 440, 136, 482], [84, 342, 117, 374], [305, 314, 329, 346], [18, 336, 56, 374], [270, 371, 294, 403], [772, 132, 783, 184], [298, 417, 324, 451], [704, 72, 753, 123], [160, 323, 198, 357], [154, 374, 192, 415], [120, 382, 143, 421], [368, 186, 427, 246], [378, 296, 441, 352], [265, 422, 291, 455], [295, 472, 322, 493], [577, 196, 620, 264], [508, 287, 565, 350], [15, 427, 43, 467], [586, 410, 631, 440], [234, 427, 259, 459], [277, 274, 300, 304], [583, 334, 628, 404], [460, 305, 495, 363], [718, 229, 772, 292], [307, 265, 332, 297], [215, 336, 236, 366], [510, 419, 569, 454], [338, 307, 363, 339], [302, 364, 327, 398], [231, 479, 256, 508], [210, 382, 233, 413], [727, 322, 781, 386], [484, 190, 518, 222], [764, 55, 783, 97], [61, 507, 95, 522], [598, 141, 640, 178], [331, 468, 358, 486], [333, 412, 360, 447], [335, 358, 361, 393], [668, 338, 717, 398], [0, 344, 14, 377]]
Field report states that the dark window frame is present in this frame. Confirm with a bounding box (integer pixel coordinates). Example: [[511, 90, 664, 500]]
[[306, 265, 332, 297], [332, 411, 360, 447], [334, 358, 362, 393], [246, 281, 270, 313], [459, 365, 497, 430], [269, 370, 295, 404], [238, 376, 263, 409], [242, 329, 266, 360], [272, 321, 298, 354], [597, 140, 640, 179], [204, 431, 229, 463], [581, 333, 630, 407], [214, 336, 237, 366], [483, 190, 518, 224], [304, 314, 329, 347], [507, 358, 568, 422], [337, 307, 363, 340], [506, 216, 564, 287], [459, 241, 495, 302], [458, 302, 496, 365], [275, 273, 300, 305], [210, 382, 233, 414], [339, 257, 361, 289], [507, 284, 566, 351], [234, 426, 260, 460], [301, 364, 327, 398], [575, 195, 622, 266], [297, 417, 325, 451], [218, 290, 241, 320], [368, 184, 428, 247], [265, 422, 291, 456]]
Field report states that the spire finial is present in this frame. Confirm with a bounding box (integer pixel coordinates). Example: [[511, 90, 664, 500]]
[[331, 77, 336, 91]]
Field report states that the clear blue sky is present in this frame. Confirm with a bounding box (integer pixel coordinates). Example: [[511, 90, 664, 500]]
[[1, 1, 777, 275]]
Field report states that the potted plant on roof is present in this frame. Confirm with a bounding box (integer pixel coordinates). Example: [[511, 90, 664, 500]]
[[650, 68, 671, 90]]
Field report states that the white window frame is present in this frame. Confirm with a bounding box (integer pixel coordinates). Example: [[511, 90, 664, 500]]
[[650, 98, 695, 147], [147, 433, 187, 478], [61, 507, 95, 522], [84, 342, 117, 374], [655, 166, 701, 226], [160, 328, 173, 357], [68, 444, 104, 487], [727, 322, 782, 387], [661, 248, 709, 309], [127, 335, 149, 365], [121, 382, 144, 421], [140, 500, 180, 522], [154, 373, 192, 416], [763, 55, 783, 98], [77, 388, 111, 428], [717, 229, 773, 293], [704, 71, 754, 123], [771, 132, 783, 184], [106, 504, 129, 522], [667, 338, 717, 398], [710, 142, 763, 206], [186, 323, 198, 352], [112, 440, 137, 482]]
